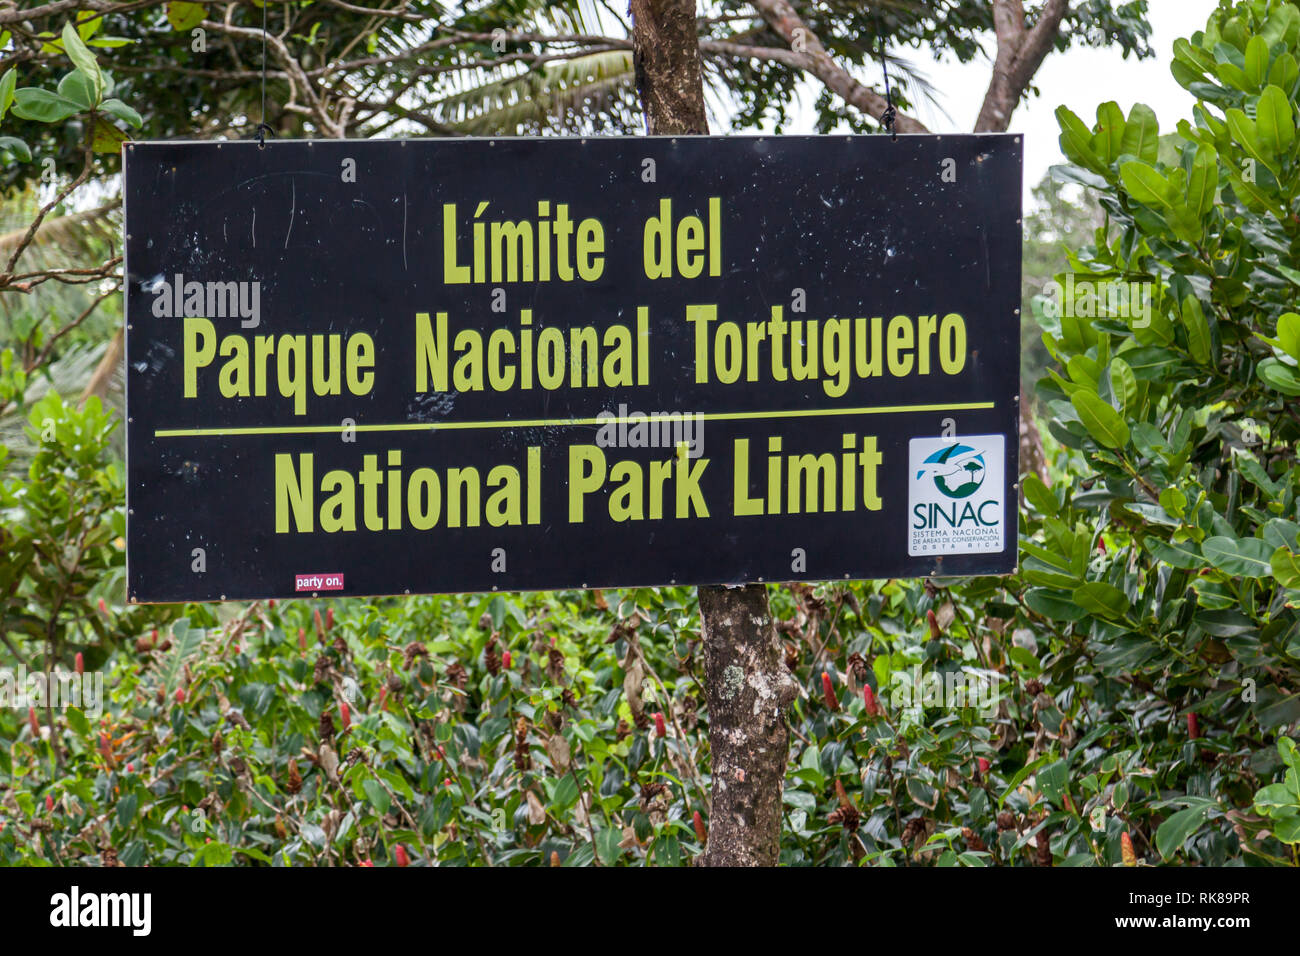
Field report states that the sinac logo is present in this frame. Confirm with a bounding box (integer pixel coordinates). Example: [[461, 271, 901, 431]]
[[916, 443, 987, 499]]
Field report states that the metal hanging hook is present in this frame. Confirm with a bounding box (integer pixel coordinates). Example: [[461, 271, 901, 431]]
[[878, 34, 897, 142]]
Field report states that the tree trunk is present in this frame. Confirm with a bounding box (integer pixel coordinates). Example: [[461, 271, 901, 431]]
[[629, 0, 797, 867], [629, 0, 709, 136], [697, 585, 798, 866]]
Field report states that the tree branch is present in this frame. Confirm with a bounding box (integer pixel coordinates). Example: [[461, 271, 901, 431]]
[[975, 0, 1069, 132], [748, 0, 929, 134]]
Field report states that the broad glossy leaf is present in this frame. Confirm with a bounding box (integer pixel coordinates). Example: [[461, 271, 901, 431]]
[[1092, 101, 1126, 164], [1148, 539, 1204, 569], [57, 69, 96, 110], [1186, 143, 1218, 217], [1119, 103, 1159, 164], [1276, 312, 1300, 361], [0, 135, 30, 162], [0, 67, 16, 121], [11, 87, 82, 123], [1156, 805, 1211, 859], [1072, 582, 1129, 620], [1021, 475, 1058, 518], [166, 1, 207, 31], [1273, 547, 1300, 589], [61, 22, 102, 103], [90, 116, 128, 154], [1181, 295, 1212, 364], [1256, 84, 1296, 156], [1108, 357, 1138, 415], [1244, 34, 1268, 89], [1201, 536, 1275, 578], [1056, 105, 1106, 174], [100, 97, 142, 128], [1070, 390, 1130, 449], [1258, 358, 1300, 395], [1023, 588, 1087, 622]]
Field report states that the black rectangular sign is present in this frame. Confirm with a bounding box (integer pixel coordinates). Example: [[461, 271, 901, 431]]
[[123, 135, 1021, 602]]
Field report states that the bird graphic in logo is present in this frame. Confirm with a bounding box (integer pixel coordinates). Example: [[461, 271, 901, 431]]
[[916, 443, 987, 499]]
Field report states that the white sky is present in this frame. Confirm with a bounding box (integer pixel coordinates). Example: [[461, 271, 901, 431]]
[[784, 0, 1222, 206]]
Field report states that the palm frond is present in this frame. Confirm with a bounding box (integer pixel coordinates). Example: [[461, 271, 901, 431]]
[[431, 50, 637, 135]]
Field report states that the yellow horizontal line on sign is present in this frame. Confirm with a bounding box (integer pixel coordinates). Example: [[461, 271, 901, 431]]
[[153, 401, 997, 438]]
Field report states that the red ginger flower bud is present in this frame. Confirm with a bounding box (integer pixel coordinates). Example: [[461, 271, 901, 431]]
[[821, 672, 840, 711], [862, 685, 880, 717], [693, 811, 708, 844]]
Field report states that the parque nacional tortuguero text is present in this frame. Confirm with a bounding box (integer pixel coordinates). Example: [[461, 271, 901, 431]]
[[123, 135, 1022, 602]]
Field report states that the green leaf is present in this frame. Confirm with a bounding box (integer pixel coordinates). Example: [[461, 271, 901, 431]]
[[1273, 547, 1300, 589], [1201, 536, 1275, 578], [1273, 815, 1300, 844], [1216, 57, 1253, 92], [0, 68, 16, 122], [11, 87, 82, 123], [1120, 162, 1200, 241], [1108, 357, 1138, 415], [1258, 358, 1300, 395], [66, 707, 90, 737], [1072, 581, 1129, 620], [166, 2, 207, 32], [362, 779, 391, 815], [1226, 163, 1287, 217], [116, 792, 138, 828], [1244, 34, 1269, 89], [61, 22, 102, 104], [1021, 475, 1058, 517], [1186, 143, 1219, 217], [1256, 84, 1296, 156], [907, 776, 937, 809], [1056, 105, 1106, 174], [1119, 103, 1160, 164], [551, 773, 579, 811], [1037, 760, 1069, 806], [1156, 805, 1211, 859], [1158, 486, 1187, 520], [1120, 161, 1173, 207], [1194, 609, 1257, 637], [100, 97, 142, 128], [57, 69, 96, 110], [594, 827, 622, 864], [1148, 539, 1205, 569], [1269, 51, 1300, 93], [0, 135, 30, 162], [1024, 588, 1088, 622], [1280, 737, 1300, 782], [1226, 107, 1275, 168], [1181, 295, 1212, 365], [1276, 313, 1300, 361], [1070, 390, 1130, 449], [90, 116, 129, 154], [1092, 101, 1126, 164]]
